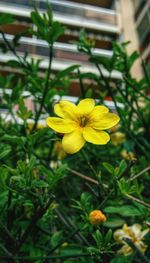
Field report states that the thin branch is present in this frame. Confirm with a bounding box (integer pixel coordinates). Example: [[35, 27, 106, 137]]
[[0, 31, 24, 65], [129, 166, 150, 182], [116, 83, 146, 126], [48, 228, 79, 254], [81, 150, 97, 178], [55, 208, 90, 246], [141, 59, 150, 88], [67, 168, 97, 185], [0, 243, 13, 257], [124, 77, 150, 102], [125, 194, 150, 209], [0, 221, 16, 245], [14, 197, 52, 253]]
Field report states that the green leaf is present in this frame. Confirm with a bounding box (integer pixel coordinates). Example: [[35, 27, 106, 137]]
[[0, 13, 14, 25], [127, 51, 139, 69], [0, 167, 8, 188], [31, 180, 49, 188], [8, 60, 21, 68], [51, 231, 63, 247], [104, 229, 112, 244], [103, 162, 115, 175], [75, 72, 98, 81], [110, 256, 131, 263], [29, 247, 42, 258], [60, 245, 84, 257], [118, 178, 136, 195], [85, 88, 93, 98], [17, 98, 32, 120], [104, 205, 142, 217], [1, 135, 26, 146], [92, 230, 103, 246], [47, 4, 53, 25], [0, 147, 11, 159], [90, 55, 112, 71], [56, 65, 80, 79], [17, 160, 26, 173], [50, 21, 65, 43], [115, 160, 127, 177], [104, 216, 125, 228], [31, 11, 45, 32]]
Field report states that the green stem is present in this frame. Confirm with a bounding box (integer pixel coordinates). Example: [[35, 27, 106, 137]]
[[0, 31, 24, 66], [81, 150, 97, 178], [124, 77, 150, 102], [99, 189, 114, 209], [95, 63, 127, 132], [95, 62, 149, 157], [77, 69, 86, 98], [31, 44, 53, 131], [141, 59, 150, 88], [116, 83, 145, 126]]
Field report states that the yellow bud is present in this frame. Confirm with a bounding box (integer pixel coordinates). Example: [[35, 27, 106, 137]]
[[111, 132, 126, 146], [121, 150, 137, 161], [53, 141, 66, 160], [89, 210, 106, 225], [61, 242, 68, 248]]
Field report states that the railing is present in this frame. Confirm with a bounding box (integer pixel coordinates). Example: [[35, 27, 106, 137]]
[[0, 33, 113, 57], [0, 0, 118, 29]]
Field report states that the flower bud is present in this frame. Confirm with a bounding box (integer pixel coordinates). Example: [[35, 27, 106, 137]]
[[89, 210, 106, 225]]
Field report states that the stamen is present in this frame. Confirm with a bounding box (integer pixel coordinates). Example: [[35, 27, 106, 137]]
[[80, 116, 87, 127]]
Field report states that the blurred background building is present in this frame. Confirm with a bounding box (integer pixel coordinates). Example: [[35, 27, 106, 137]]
[[0, 0, 149, 95], [132, 0, 150, 72]]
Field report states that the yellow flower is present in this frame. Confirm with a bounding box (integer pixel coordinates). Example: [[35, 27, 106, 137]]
[[111, 132, 126, 146], [121, 150, 137, 161], [89, 210, 107, 225], [114, 224, 149, 255], [46, 99, 120, 154]]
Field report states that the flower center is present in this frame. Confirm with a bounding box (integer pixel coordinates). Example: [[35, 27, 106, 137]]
[[79, 116, 88, 127]]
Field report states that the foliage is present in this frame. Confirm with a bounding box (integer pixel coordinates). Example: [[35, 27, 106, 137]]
[[0, 6, 150, 263]]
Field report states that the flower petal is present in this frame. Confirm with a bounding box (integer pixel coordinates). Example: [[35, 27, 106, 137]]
[[131, 224, 141, 238], [89, 105, 109, 120], [91, 113, 120, 130], [118, 244, 132, 255], [46, 117, 76, 133], [62, 129, 85, 154], [83, 127, 110, 145], [77, 98, 95, 115], [135, 241, 148, 253], [141, 229, 149, 239], [114, 229, 125, 243], [54, 100, 79, 120]]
